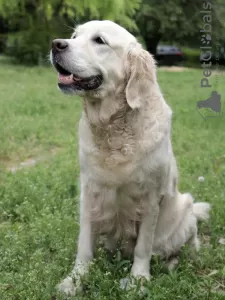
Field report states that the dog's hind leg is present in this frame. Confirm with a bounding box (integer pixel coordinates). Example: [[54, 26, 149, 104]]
[[187, 232, 200, 261], [165, 232, 200, 271], [166, 255, 180, 271]]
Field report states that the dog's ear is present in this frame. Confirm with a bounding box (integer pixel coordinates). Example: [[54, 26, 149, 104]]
[[125, 43, 156, 109]]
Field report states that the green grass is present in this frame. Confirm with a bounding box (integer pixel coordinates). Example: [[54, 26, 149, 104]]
[[0, 60, 225, 300]]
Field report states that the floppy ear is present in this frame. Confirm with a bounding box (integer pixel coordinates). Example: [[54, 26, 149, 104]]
[[125, 43, 157, 109]]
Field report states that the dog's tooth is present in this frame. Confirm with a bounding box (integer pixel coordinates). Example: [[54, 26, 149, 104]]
[[73, 75, 82, 81]]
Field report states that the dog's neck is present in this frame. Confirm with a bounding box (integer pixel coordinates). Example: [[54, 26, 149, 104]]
[[83, 91, 130, 127], [81, 88, 172, 167], [82, 91, 137, 165]]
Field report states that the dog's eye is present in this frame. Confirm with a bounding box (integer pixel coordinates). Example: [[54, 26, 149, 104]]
[[93, 36, 106, 45], [72, 34, 76, 39]]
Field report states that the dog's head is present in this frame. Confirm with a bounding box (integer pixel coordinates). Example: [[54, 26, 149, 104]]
[[50, 20, 156, 107]]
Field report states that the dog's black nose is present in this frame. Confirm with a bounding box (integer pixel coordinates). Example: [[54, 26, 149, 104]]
[[52, 39, 68, 53]]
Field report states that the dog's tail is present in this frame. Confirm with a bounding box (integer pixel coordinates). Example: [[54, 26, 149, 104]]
[[193, 202, 211, 221]]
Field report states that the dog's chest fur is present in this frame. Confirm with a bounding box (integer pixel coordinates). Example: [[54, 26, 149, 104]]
[[79, 96, 171, 240], [90, 181, 151, 239], [79, 110, 158, 239], [79, 122, 163, 240], [79, 98, 144, 182]]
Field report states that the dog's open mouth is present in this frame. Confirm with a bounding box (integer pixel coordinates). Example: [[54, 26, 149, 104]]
[[54, 62, 103, 92]]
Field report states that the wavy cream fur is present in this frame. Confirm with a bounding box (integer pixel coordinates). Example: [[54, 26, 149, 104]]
[[52, 20, 211, 296]]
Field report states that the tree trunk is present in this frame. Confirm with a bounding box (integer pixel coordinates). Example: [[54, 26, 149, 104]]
[[143, 34, 162, 57]]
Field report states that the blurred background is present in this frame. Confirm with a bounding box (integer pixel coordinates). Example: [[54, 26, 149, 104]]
[[0, 3, 225, 299], [0, 0, 224, 67]]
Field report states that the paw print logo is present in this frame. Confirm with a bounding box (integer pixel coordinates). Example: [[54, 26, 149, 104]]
[[201, 34, 212, 45]]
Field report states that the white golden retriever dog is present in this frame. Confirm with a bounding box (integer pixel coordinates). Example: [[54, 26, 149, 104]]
[[50, 20, 210, 295]]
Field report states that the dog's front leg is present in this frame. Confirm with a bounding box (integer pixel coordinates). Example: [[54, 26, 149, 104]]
[[121, 189, 159, 291], [73, 183, 95, 275], [57, 182, 95, 296], [131, 189, 159, 280]]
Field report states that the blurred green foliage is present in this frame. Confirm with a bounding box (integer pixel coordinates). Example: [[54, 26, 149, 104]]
[[0, 0, 224, 65], [136, 0, 225, 55], [0, 0, 140, 64]]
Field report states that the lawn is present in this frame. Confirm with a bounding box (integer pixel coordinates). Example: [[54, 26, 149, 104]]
[[0, 58, 225, 300]]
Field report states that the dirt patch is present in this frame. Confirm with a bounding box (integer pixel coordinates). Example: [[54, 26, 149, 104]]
[[8, 157, 42, 173], [212, 70, 225, 76], [159, 66, 191, 72], [159, 66, 225, 74], [5, 147, 61, 173]]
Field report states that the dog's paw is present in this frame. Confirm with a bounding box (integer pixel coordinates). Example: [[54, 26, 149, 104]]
[[57, 276, 82, 296], [166, 256, 180, 271], [120, 277, 131, 290], [120, 277, 148, 297]]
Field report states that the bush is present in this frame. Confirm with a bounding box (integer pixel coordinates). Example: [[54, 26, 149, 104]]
[[0, 34, 7, 53], [182, 47, 201, 66], [6, 27, 54, 66]]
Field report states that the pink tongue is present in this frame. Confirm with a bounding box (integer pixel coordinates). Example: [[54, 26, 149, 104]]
[[58, 73, 73, 85]]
